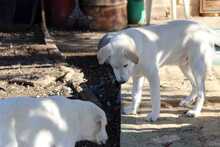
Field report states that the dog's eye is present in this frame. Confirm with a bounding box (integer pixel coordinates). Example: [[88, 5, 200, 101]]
[[123, 64, 128, 68]]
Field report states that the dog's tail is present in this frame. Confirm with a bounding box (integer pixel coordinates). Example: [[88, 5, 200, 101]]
[[213, 33, 220, 48], [207, 28, 220, 47], [201, 28, 219, 73]]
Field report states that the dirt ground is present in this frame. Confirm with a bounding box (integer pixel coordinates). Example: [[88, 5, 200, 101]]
[[121, 66, 220, 147], [1, 17, 220, 147], [0, 30, 120, 147]]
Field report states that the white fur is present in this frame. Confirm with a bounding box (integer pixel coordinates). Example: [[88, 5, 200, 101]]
[[0, 96, 108, 147], [97, 20, 218, 121]]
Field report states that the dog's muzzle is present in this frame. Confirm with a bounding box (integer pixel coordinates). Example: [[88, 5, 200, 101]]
[[116, 80, 126, 85]]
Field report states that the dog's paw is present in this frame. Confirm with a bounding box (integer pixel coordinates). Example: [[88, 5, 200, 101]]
[[179, 99, 191, 107], [185, 110, 200, 117], [122, 105, 136, 115], [146, 112, 159, 122], [179, 96, 195, 107]]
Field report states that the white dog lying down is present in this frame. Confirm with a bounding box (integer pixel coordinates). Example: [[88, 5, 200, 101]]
[[0, 96, 108, 147], [97, 20, 220, 121]]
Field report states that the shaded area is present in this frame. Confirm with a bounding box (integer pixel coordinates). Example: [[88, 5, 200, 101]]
[[0, 30, 104, 66], [0, 26, 64, 66], [66, 55, 121, 147], [51, 31, 103, 53], [0, 54, 121, 147], [0, 55, 59, 66], [0, 27, 43, 44]]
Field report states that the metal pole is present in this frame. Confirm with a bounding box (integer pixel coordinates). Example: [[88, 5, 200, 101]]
[[145, 0, 153, 25], [171, 0, 177, 19], [183, 0, 190, 18]]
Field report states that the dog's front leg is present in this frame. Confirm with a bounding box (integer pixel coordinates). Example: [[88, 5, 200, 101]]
[[123, 75, 145, 115], [145, 68, 160, 122]]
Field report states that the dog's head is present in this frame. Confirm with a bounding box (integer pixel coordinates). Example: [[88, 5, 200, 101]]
[[79, 102, 108, 145], [97, 33, 139, 84]]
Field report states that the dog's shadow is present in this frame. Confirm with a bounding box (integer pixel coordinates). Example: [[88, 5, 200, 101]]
[[66, 55, 121, 147]]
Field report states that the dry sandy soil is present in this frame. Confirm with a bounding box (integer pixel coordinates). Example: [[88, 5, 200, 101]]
[[121, 63, 220, 147]]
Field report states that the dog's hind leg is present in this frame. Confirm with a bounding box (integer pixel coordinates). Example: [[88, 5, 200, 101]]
[[186, 50, 208, 117], [123, 75, 145, 115], [179, 63, 197, 107]]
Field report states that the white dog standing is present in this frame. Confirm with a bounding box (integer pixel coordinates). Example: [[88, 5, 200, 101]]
[[0, 96, 108, 147], [97, 20, 220, 121]]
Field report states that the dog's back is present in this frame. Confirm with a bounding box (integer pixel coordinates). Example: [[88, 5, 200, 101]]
[[0, 96, 108, 147], [121, 20, 216, 66]]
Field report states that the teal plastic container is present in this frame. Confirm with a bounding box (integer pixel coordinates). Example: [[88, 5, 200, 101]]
[[127, 0, 146, 24]]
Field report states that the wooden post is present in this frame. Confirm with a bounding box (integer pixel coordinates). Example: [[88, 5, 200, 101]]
[[40, 0, 65, 61], [41, 0, 51, 41]]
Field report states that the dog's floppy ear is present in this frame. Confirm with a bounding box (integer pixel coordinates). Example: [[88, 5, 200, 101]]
[[123, 48, 139, 64], [97, 43, 112, 64], [98, 33, 117, 50], [95, 107, 108, 144]]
